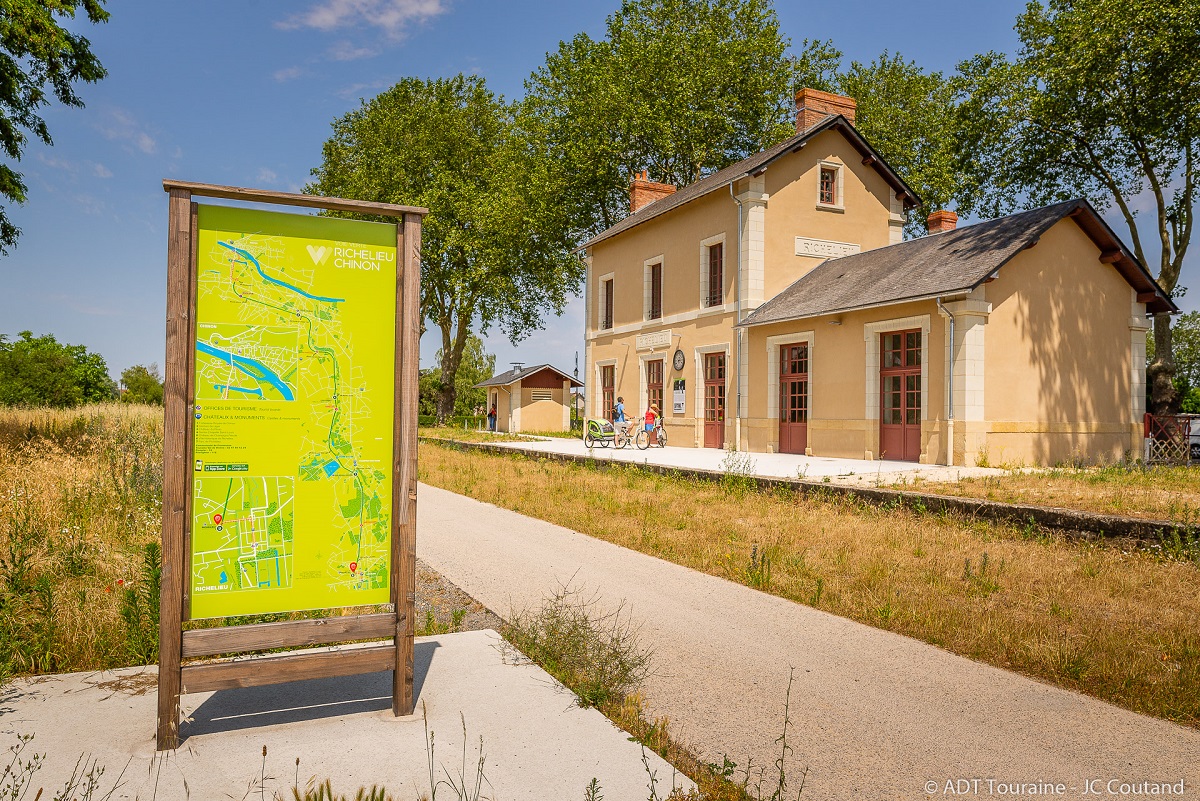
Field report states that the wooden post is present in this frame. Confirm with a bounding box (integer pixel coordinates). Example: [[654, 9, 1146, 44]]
[[158, 188, 192, 751], [392, 212, 421, 715]]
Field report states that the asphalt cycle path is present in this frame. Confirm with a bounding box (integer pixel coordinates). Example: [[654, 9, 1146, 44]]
[[417, 483, 1198, 801]]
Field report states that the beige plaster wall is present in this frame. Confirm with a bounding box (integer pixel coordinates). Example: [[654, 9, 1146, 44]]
[[982, 218, 1135, 465], [745, 299, 947, 460], [518, 385, 569, 432], [588, 190, 736, 332], [762, 130, 897, 300]]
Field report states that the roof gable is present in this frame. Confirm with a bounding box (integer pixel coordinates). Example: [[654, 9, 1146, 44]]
[[740, 199, 1175, 327], [580, 115, 920, 251], [476, 363, 583, 388]]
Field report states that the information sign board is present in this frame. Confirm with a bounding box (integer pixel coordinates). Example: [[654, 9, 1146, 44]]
[[190, 206, 397, 618]]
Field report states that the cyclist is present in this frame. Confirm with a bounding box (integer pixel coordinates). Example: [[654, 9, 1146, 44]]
[[614, 396, 636, 440], [644, 403, 660, 435]]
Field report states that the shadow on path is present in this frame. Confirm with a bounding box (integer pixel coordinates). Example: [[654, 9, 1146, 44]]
[[180, 641, 437, 740]]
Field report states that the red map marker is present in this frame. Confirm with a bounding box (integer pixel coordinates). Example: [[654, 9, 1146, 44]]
[[349, 561, 358, 573], [213, 513, 223, 525]]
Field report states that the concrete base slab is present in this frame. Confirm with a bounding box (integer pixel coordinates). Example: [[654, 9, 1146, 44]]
[[0, 630, 688, 800]]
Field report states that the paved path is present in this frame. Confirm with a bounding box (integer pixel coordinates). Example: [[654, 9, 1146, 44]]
[[418, 484, 1199, 801], [480, 435, 1007, 485]]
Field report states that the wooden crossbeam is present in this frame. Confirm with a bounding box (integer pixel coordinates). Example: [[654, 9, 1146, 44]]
[[181, 644, 396, 694], [1137, 292, 1160, 304], [1099, 250, 1123, 263], [182, 613, 399, 658]]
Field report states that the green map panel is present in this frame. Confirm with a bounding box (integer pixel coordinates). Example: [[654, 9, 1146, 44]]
[[190, 205, 397, 619]]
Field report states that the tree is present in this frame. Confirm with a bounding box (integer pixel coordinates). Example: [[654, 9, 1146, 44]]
[[0, 0, 109, 254], [522, 0, 794, 240], [119, 363, 163, 405], [792, 40, 964, 236], [418, 334, 496, 420], [954, 0, 1200, 413], [0, 330, 115, 406], [310, 75, 581, 421]]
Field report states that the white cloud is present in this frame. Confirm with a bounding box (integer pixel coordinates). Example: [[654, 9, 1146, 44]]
[[274, 66, 304, 82], [257, 168, 278, 184], [279, 0, 447, 41], [328, 40, 379, 61], [96, 109, 157, 155], [93, 163, 113, 179]]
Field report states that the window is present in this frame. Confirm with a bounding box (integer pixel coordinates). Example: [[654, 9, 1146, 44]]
[[601, 278, 614, 330], [649, 263, 662, 320], [646, 359, 663, 412], [819, 166, 838, 206], [601, 365, 615, 419], [705, 243, 723, 308]]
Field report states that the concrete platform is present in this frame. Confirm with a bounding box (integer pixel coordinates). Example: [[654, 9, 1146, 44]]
[[0, 630, 688, 800], [482, 434, 1007, 484]]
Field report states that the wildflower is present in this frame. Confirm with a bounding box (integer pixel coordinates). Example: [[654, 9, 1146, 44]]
[[116, 579, 125, 587]]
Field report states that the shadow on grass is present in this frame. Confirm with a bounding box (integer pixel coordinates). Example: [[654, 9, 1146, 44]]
[[180, 641, 438, 741]]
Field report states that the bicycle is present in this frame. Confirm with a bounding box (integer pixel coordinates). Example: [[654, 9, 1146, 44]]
[[635, 419, 668, 450]]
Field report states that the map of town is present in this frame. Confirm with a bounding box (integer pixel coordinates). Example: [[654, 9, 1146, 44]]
[[190, 205, 396, 617], [195, 323, 299, 401], [192, 475, 295, 594]]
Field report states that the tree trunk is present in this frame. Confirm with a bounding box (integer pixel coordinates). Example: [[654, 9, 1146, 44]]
[[435, 318, 471, 423], [1147, 314, 1179, 416]]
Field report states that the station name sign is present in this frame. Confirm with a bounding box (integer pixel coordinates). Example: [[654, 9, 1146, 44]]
[[795, 236, 861, 259]]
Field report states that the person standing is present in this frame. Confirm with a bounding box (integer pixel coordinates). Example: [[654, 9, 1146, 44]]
[[487, 402, 497, 432]]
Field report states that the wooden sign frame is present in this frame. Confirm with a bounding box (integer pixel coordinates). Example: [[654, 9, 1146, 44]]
[[157, 179, 427, 751]]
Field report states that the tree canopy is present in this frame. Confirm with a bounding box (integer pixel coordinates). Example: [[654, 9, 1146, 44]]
[[954, 0, 1200, 412], [119, 363, 163, 405], [521, 0, 794, 240], [0, 0, 109, 254], [792, 40, 963, 236], [310, 74, 581, 420], [0, 330, 114, 406]]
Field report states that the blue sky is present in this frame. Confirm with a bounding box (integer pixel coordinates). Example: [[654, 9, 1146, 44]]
[[2, 0, 1190, 381]]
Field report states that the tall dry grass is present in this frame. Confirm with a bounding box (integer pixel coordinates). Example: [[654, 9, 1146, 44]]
[[418, 441, 1200, 727], [911, 463, 1200, 524], [0, 404, 164, 681]]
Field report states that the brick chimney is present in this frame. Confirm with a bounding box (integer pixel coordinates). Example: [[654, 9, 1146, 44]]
[[629, 170, 676, 213], [795, 88, 857, 132], [927, 210, 958, 233]]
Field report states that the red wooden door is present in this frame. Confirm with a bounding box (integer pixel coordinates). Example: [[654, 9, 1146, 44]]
[[879, 330, 922, 461], [646, 359, 663, 444], [703, 353, 726, 448], [601, 365, 615, 422], [779, 344, 808, 454]]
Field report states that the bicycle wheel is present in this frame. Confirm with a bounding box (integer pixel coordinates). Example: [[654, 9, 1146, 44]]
[[635, 429, 649, 450], [657, 426, 668, 447], [584, 431, 595, 448]]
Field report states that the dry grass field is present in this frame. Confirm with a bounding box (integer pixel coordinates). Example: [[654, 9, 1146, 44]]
[[905, 464, 1200, 524], [418, 441, 1200, 728], [0, 404, 164, 681]]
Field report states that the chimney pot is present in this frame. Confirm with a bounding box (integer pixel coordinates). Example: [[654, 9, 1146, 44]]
[[795, 88, 857, 133], [629, 171, 676, 214], [927, 210, 958, 233]]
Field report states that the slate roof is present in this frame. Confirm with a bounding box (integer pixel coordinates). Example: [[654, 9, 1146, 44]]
[[580, 115, 920, 251], [475, 363, 583, 388], [740, 199, 1176, 327]]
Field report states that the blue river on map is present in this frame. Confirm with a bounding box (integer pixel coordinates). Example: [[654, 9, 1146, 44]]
[[217, 241, 344, 303], [196, 340, 295, 401]]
